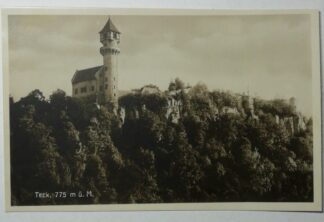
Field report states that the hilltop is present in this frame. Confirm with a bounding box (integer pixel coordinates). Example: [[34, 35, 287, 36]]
[[9, 79, 313, 205]]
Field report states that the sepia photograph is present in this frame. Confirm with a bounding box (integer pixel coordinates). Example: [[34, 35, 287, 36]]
[[2, 9, 322, 211]]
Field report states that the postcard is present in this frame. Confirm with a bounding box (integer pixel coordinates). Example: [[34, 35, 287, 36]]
[[1, 8, 322, 211]]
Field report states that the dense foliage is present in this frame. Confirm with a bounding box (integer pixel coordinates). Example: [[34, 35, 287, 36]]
[[10, 81, 313, 205]]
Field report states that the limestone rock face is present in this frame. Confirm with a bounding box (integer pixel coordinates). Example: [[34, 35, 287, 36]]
[[119, 87, 307, 137], [220, 106, 239, 115], [165, 97, 182, 124], [118, 107, 126, 124], [295, 113, 307, 132], [274, 112, 307, 135]]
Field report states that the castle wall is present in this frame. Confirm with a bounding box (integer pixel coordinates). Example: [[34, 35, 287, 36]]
[[72, 80, 97, 98]]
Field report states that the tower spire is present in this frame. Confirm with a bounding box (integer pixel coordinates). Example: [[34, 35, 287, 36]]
[[99, 17, 120, 34]]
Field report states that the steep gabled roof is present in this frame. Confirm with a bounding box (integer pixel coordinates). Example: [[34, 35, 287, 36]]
[[99, 18, 120, 34], [71, 66, 103, 84]]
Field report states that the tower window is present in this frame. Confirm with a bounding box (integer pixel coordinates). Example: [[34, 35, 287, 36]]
[[74, 88, 78, 95], [91, 86, 95, 91], [81, 87, 87, 93], [105, 84, 108, 90], [114, 93, 116, 97], [105, 77, 108, 82], [100, 85, 103, 91], [114, 85, 115, 89]]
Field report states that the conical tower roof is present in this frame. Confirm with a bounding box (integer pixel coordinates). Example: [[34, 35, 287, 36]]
[[99, 18, 120, 34]]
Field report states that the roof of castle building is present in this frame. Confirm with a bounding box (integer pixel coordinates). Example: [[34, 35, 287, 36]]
[[71, 66, 103, 84], [99, 18, 120, 34], [140, 84, 161, 94]]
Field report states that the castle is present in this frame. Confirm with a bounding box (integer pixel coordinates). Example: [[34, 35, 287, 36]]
[[71, 18, 120, 105], [70, 18, 307, 136]]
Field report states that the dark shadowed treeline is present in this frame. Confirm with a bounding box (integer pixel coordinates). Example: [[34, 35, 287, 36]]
[[10, 80, 313, 205]]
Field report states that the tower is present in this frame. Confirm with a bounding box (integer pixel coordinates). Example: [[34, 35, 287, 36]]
[[99, 17, 120, 105]]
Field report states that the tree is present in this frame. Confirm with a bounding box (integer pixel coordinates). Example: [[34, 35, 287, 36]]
[[163, 127, 204, 202], [50, 89, 67, 112], [10, 87, 314, 205], [168, 78, 185, 91]]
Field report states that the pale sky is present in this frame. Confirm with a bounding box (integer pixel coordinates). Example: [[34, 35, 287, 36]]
[[8, 14, 312, 116]]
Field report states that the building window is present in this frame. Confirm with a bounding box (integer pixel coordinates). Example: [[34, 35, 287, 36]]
[[91, 86, 95, 91], [74, 88, 78, 95], [100, 85, 103, 91], [105, 84, 108, 90], [105, 77, 108, 82], [114, 93, 116, 97], [114, 85, 115, 89], [81, 87, 87, 93]]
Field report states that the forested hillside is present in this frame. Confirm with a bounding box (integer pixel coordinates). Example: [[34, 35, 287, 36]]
[[10, 80, 313, 205]]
